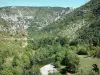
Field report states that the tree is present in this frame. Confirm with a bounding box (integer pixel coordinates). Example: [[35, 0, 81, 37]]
[[0, 69, 13, 75], [61, 51, 79, 73], [12, 55, 20, 67]]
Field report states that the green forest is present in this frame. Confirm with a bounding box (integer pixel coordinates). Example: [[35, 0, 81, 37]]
[[0, 0, 100, 75]]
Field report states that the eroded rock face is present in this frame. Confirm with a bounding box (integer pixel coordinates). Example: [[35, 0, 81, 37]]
[[0, 6, 73, 36]]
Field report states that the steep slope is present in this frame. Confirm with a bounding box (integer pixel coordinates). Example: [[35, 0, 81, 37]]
[[41, 0, 100, 45], [0, 6, 73, 37], [0, 0, 100, 75], [0, 6, 73, 75], [76, 0, 100, 46]]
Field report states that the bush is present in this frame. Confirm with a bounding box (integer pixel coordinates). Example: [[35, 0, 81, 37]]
[[0, 69, 13, 75], [61, 51, 79, 73], [31, 65, 40, 75], [12, 55, 20, 67], [96, 50, 100, 58], [77, 49, 88, 55], [89, 46, 100, 58], [55, 61, 61, 68]]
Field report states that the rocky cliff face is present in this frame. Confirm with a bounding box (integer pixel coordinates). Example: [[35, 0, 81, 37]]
[[0, 6, 73, 37]]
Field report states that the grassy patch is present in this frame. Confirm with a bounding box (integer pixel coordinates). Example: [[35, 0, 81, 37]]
[[78, 55, 100, 72]]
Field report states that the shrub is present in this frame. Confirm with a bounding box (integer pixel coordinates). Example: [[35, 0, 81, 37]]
[[77, 49, 88, 55], [31, 65, 40, 75], [96, 50, 100, 58], [55, 61, 61, 68], [61, 51, 79, 73], [0, 69, 13, 75], [12, 55, 20, 67], [89, 46, 100, 58]]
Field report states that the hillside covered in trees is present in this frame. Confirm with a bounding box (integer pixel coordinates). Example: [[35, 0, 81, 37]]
[[0, 0, 100, 75]]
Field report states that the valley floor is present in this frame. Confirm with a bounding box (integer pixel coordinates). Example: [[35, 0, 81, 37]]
[[40, 55, 100, 75], [67, 55, 100, 75], [79, 55, 100, 73]]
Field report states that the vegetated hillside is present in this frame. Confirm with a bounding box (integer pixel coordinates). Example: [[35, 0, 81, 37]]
[[0, 0, 100, 75], [0, 6, 73, 75], [25, 0, 100, 75], [34, 0, 100, 74], [76, 0, 100, 46], [41, 0, 100, 46], [0, 6, 73, 37]]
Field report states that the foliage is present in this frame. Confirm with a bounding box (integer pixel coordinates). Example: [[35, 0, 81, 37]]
[[0, 0, 100, 75], [0, 69, 13, 75], [54, 48, 79, 73], [61, 51, 79, 73], [89, 46, 100, 58], [29, 65, 41, 75], [77, 49, 88, 55]]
